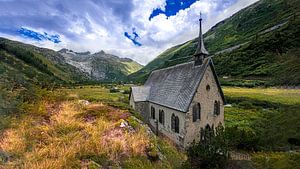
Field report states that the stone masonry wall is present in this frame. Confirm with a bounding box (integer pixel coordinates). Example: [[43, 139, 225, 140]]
[[148, 102, 186, 147], [184, 65, 225, 147]]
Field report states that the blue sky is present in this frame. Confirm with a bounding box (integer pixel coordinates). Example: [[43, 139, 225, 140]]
[[0, 0, 258, 65], [149, 0, 199, 20]]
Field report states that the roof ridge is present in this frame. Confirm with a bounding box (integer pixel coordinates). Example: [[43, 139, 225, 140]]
[[152, 61, 194, 73], [152, 57, 212, 73]]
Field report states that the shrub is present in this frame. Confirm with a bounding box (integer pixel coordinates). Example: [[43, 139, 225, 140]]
[[184, 125, 229, 169], [225, 126, 259, 151]]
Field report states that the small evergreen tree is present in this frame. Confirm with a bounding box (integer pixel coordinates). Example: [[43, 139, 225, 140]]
[[184, 124, 229, 169]]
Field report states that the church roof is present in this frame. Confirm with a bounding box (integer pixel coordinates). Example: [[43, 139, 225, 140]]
[[143, 58, 224, 112], [131, 86, 151, 102]]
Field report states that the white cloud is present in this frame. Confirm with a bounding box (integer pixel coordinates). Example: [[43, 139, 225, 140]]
[[0, 0, 259, 65]]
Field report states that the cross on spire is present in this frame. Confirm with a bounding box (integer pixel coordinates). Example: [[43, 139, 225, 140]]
[[193, 11, 208, 65], [200, 12, 202, 21]]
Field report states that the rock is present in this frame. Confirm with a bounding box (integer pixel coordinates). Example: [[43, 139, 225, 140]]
[[225, 104, 232, 107], [120, 120, 129, 128], [79, 100, 90, 106]]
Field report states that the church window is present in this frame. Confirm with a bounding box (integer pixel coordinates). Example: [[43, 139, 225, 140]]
[[203, 124, 214, 143], [192, 103, 201, 122], [214, 100, 220, 116], [151, 106, 155, 119], [175, 116, 179, 133], [200, 128, 205, 141], [159, 110, 165, 125], [171, 114, 175, 131], [206, 84, 210, 91], [171, 114, 179, 133]]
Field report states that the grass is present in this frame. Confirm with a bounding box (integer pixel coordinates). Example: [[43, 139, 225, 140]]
[[62, 85, 130, 108], [252, 152, 300, 169], [223, 87, 300, 168], [224, 87, 300, 151], [0, 86, 185, 168], [223, 87, 300, 105], [1, 86, 299, 168]]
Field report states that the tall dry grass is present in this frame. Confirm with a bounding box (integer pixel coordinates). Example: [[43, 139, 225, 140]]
[[0, 101, 151, 168]]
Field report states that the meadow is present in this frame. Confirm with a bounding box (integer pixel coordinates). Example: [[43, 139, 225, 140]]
[[0, 86, 299, 168], [223, 87, 300, 169], [0, 86, 186, 168]]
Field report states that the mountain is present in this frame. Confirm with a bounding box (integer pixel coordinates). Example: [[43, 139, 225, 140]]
[[0, 37, 90, 90], [0, 37, 143, 88], [128, 0, 300, 86], [59, 49, 143, 82]]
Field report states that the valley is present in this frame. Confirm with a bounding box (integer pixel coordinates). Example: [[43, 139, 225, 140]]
[[0, 0, 299, 168]]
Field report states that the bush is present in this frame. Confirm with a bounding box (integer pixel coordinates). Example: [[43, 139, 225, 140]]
[[225, 126, 259, 151], [184, 125, 229, 169]]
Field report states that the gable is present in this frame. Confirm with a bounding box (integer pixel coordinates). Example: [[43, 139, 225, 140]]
[[185, 61, 225, 112]]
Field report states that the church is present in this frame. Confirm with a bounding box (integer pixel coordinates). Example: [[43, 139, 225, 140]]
[[129, 15, 225, 148]]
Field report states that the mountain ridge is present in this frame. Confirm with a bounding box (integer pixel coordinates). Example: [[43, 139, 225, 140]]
[[59, 48, 143, 82], [0, 37, 143, 89]]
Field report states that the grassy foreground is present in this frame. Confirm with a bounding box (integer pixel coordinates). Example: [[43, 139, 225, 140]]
[[1, 86, 299, 168], [0, 86, 185, 168]]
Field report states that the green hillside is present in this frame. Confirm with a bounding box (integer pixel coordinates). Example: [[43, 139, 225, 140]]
[[128, 0, 300, 85], [0, 38, 89, 86], [0, 38, 92, 114], [0, 37, 143, 114]]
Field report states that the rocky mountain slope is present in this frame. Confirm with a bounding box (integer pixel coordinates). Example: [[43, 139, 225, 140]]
[[59, 49, 142, 82], [128, 0, 300, 86], [0, 37, 143, 90]]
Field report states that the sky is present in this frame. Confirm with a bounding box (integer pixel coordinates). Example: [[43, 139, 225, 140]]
[[0, 0, 258, 65]]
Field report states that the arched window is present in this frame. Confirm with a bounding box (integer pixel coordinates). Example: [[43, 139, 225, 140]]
[[171, 114, 179, 133], [206, 84, 210, 91], [192, 103, 201, 122], [175, 116, 179, 133], [159, 110, 165, 125], [151, 106, 155, 119], [214, 100, 220, 116], [200, 128, 205, 141], [204, 124, 213, 143], [171, 114, 175, 131]]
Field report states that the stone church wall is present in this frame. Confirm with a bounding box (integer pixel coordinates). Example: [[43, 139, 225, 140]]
[[129, 93, 149, 122], [134, 102, 149, 122], [184, 65, 224, 147], [148, 102, 186, 147]]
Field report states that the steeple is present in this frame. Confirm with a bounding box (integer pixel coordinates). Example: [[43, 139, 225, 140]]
[[194, 12, 208, 66]]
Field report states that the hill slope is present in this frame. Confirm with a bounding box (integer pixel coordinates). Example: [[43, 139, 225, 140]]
[[0, 38, 90, 89], [59, 49, 143, 82], [0, 38, 142, 113], [128, 0, 300, 85]]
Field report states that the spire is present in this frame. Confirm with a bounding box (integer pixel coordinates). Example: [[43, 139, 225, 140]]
[[194, 12, 208, 65]]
